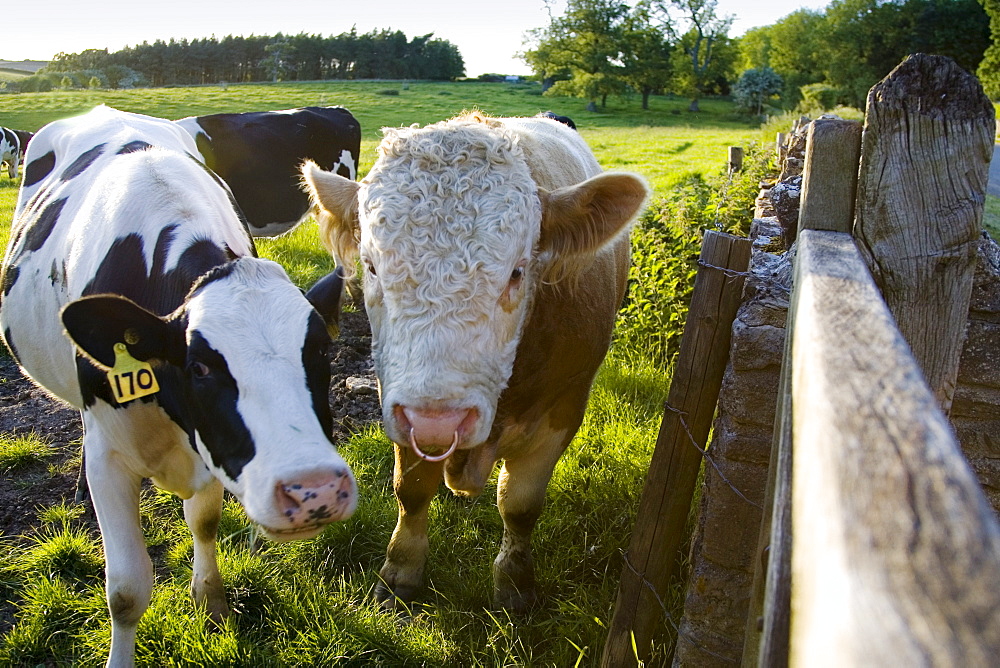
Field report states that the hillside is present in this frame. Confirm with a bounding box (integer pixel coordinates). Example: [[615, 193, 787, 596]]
[[0, 60, 48, 73]]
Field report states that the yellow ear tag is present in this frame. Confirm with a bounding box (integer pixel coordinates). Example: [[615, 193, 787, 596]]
[[107, 342, 159, 404]]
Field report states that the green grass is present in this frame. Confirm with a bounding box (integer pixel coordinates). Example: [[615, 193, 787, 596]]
[[0, 81, 764, 665], [0, 433, 54, 473], [984, 195, 1000, 240]]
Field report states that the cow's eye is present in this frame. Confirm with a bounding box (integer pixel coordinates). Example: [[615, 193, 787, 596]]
[[366, 261, 377, 277], [189, 361, 211, 378], [510, 266, 523, 283]]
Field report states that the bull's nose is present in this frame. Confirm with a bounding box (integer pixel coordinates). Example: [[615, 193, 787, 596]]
[[396, 405, 478, 460], [275, 469, 356, 529]]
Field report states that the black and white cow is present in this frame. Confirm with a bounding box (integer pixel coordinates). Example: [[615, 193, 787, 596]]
[[174, 106, 361, 237], [537, 111, 577, 130], [0, 105, 357, 666], [1, 126, 32, 179]]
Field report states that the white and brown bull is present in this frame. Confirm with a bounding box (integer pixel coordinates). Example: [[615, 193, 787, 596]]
[[303, 112, 648, 611]]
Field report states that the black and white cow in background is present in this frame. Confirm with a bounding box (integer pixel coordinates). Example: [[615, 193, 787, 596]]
[[0, 105, 357, 666], [537, 110, 577, 130], [1, 126, 32, 178], [174, 106, 361, 237]]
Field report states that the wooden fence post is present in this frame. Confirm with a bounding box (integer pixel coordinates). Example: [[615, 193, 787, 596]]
[[853, 53, 994, 414], [742, 118, 862, 668], [729, 146, 744, 174], [602, 230, 751, 668]]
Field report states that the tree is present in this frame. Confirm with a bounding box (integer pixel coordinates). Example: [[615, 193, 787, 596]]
[[732, 66, 783, 117], [621, 2, 674, 109], [652, 0, 735, 111], [738, 9, 826, 108], [521, 0, 631, 110]]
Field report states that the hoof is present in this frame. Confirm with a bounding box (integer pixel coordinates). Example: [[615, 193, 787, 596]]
[[374, 580, 421, 613], [494, 585, 538, 614]]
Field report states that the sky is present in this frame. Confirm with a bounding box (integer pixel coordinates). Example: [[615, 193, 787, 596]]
[[3, 0, 831, 78]]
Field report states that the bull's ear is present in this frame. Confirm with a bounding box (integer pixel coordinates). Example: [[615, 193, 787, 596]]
[[538, 172, 649, 256], [61, 295, 186, 370], [301, 160, 361, 267]]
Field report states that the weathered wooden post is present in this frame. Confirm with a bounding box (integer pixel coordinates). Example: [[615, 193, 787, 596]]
[[729, 146, 744, 174], [743, 117, 863, 668], [853, 53, 994, 413], [602, 230, 751, 667]]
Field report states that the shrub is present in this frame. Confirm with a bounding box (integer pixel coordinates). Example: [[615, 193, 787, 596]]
[[798, 83, 842, 114], [617, 143, 775, 366]]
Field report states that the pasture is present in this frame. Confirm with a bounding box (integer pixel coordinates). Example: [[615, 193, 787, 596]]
[[0, 81, 765, 665]]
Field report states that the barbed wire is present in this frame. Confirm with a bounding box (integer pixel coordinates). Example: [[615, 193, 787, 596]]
[[661, 402, 763, 511], [696, 259, 752, 279], [620, 548, 741, 665]]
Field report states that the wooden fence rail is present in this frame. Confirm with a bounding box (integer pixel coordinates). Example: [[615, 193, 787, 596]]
[[779, 228, 1000, 664], [748, 54, 1000, 665]]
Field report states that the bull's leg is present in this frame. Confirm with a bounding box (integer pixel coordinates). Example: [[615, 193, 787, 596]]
[[183, 477, 229, 624], [375, 443, 443, 610], [493, 426, 571, 613], [85, 431, 152, 668]]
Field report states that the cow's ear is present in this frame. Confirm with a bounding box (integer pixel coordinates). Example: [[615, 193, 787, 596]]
[[305, 266, 344, 339], [538, 172, 649, 257], [301, 160, 361, 268], [61, 295, 186, 370]]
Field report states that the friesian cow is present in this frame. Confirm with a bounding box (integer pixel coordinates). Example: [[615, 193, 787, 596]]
[[537, 110, 577, 130], [0, 105, 357, 666], [174, 106, 361, 237], [302, 112, 648, 611], [1, 126, 32, 178]]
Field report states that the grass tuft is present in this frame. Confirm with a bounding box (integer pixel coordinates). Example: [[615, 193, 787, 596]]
[[0, 433, 55, 472]]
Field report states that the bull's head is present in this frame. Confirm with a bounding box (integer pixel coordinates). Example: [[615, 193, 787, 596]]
[[303, 118, 648, 460]]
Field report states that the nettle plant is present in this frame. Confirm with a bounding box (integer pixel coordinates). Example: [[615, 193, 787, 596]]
[[617, 143, 774, 367]]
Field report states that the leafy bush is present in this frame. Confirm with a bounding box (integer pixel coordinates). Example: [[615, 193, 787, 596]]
[[733, 67, 783, 118], [618, 143, 775, 366], [798, 83, 843, 114]]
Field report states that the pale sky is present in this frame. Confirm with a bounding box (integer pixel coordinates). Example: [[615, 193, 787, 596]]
[[3, 0, 830, 78]]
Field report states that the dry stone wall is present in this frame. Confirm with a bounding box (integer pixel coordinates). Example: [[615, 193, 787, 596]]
[[672, 119, 1000, 665]]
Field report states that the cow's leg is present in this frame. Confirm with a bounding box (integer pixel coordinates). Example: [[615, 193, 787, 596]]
[[183, 477, 229, 623], [85, 428, 152, 667], [493, 425, 572, 613], [375, 443, 443, 610]]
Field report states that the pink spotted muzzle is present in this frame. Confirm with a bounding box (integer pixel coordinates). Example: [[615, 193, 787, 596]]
[[265, 468, 357, 540]]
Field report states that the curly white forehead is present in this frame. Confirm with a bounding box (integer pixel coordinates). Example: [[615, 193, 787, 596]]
[[362, 119, 541, 300]]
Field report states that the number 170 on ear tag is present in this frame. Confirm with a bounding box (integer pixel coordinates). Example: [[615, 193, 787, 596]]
[[108, 342, 159, 403]]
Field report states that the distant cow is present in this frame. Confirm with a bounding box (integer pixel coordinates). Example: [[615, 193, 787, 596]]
[[1, 105, 357, 665], [537, 110, 577, 130], [303, 112, 648, 611], [0, 126, 32, 178], [175, 106, 361, 237]]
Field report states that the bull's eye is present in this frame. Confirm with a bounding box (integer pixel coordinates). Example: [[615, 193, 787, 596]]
[[189, 361, 211, 378], [510, 266, 524, 283], [366, 261, 377, 277]]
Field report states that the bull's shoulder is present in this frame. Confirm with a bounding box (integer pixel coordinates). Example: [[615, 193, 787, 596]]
[[493, 117, 601, 189]]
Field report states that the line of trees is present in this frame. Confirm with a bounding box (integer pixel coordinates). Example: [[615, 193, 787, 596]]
[[29, 29, 465, 90], [521, 0, 992, 114]]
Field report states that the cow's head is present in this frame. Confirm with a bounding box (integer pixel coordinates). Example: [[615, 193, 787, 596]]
[[303, 118, 648, 460], [62, 258, 357, 540]]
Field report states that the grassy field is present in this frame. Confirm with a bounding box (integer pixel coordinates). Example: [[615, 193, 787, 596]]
[[0, 81, 766, 666]]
